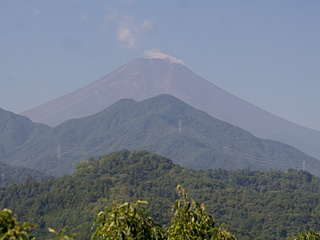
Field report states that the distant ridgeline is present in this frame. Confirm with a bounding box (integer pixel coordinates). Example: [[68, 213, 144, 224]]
[[1, 150, 320, 239], [1, 95, 320, 177]]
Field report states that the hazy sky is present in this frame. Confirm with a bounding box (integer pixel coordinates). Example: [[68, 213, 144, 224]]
[[1, 0, 320, 130]]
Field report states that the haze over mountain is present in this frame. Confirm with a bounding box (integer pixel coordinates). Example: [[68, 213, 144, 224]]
[[21, 58, 320, 161], [3, 95, 320, 177]]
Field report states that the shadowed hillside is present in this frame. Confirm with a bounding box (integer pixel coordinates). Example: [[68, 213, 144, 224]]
[[3, 95, 320, 177]]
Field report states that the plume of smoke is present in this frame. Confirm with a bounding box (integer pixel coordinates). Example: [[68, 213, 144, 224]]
[[144, 49, 185, 65]]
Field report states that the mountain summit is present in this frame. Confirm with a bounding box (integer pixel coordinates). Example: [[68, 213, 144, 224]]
[[23, 58, 221, 126], [22, 58, 320, 160]]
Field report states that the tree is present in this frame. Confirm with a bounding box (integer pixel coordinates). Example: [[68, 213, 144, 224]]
[[91, 186, 237, 240], [91, 200, 165, 240], [288, 229, 320, 240], [48, 227, 75, 240], [0, 208, 35, 239], [167, 185, 237, 240]]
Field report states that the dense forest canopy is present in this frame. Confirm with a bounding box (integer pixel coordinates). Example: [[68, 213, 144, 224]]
[[1, 150, 320, 239], [1, 188, 319, 240]]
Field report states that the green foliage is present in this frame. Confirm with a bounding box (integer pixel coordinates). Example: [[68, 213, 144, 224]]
[[0, 209, 74, 240], [48, 227, 75, 240], [0, 185, 236, 239], [0, 208, 35, 239], [288, 229, 320, 240], [91, 186, 237, 240], [1, 150, 320, 239], [91, 200, 165, 240], [168, 185, 236, 240], [1, 200, 319, 240]]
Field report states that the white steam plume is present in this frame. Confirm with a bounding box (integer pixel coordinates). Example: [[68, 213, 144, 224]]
[[144, 49, 184, 65]]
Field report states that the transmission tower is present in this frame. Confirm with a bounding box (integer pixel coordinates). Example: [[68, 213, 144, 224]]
[[57, 144, 61, 159], [1, 173, 5, 188], [178, 119, 182, 133]]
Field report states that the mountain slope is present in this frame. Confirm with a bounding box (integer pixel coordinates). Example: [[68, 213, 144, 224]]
[[21, 58, 320, 161], [5, 95, 320, 177], [0, 161, 47, 186], [0, 108, 50, 157], [2, 150, 320, 239]]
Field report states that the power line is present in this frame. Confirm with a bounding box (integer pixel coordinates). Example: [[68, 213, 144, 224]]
[[180, 124, 304, 170]]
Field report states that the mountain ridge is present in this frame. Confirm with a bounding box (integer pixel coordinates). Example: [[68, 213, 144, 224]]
[[3, 94, 320, 177], [20, 58, 320, 161]]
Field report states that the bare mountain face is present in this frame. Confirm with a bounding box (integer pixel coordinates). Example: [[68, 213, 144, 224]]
[[22, 58, 320, 160]]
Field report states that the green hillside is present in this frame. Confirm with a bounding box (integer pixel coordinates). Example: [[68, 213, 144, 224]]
[[1, 150, 320, 239], [0, 108, 50, 156], [1, 95, 319, 177], [0, 161, 47, 186]]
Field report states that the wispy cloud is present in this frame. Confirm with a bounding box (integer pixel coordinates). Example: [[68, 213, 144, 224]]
[[143, 19, 153, 31], [144, 49, 185, 65], [116, 17, 153, 49], [103, 7, 154, 49], [117, 20, 136, 48]]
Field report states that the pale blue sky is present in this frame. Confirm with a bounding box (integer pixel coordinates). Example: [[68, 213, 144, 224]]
[[1, 0, 320, 130]]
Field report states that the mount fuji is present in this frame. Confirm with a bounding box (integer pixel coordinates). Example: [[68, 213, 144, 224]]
[[22, 57, 320, 160]]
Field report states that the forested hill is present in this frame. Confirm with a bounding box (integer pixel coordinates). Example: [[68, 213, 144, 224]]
[[2, 95, 320, 177], [0, 161, 47, 186], [1, 150, 320, 239], [0, 108, 50, 151]]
